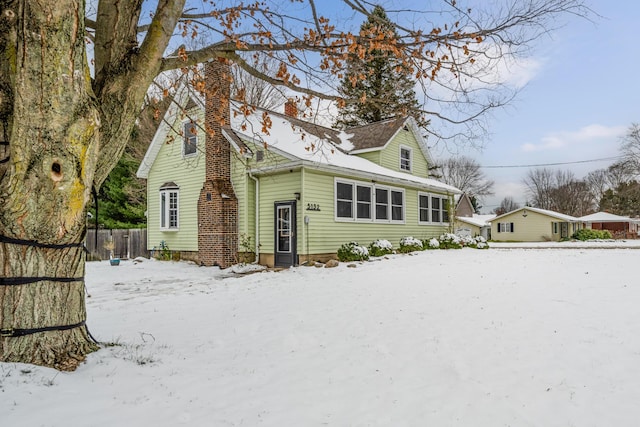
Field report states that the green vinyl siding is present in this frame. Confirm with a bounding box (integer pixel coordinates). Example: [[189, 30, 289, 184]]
[[146, 107, 205, 252], [293, 170, 449, 257], [231, 153, 256, 248], [378, 130, 429, 177], [355, 150, 381, 165], [255, 171, 302, 254], [244, 141, 293, 170]]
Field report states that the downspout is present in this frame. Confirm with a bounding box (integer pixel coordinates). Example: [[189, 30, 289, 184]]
[[248, 171, 260, 263]]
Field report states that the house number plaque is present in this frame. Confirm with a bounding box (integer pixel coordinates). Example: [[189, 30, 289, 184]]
[[306, 203, 321, 211]]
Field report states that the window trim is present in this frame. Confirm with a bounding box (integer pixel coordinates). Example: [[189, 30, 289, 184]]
[[399, 145, 412, 172], [390, 189, 405, 222], [159, 183, 179, 231], [375, 187, 389, 221], [418, 192, 450, 225], [182, 120, 198, 158], [335, 181, 355, 220], [498, 222, 514, 233], [334, 178, 404, 224], [356, 184, 372, 220]]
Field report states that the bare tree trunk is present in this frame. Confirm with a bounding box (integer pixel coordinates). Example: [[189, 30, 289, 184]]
[[0, 0, 100, 370]]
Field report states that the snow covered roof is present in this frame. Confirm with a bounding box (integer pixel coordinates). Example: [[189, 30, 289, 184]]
[[456, 214, 495, 227], [578, 212, 639, 223], [137, 90, 459, 194], [492, 206, 579, 222], [228, 102, 459, 194]]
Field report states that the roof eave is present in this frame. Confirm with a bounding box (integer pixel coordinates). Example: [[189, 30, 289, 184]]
[[250, 160, 460, 195]]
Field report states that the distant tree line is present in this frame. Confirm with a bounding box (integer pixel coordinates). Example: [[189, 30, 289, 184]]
[[493, 123, 640, 217]]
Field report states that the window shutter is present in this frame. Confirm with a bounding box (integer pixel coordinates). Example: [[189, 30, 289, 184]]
[[497, 223, 501, 233], [510, 222, 515, 232]]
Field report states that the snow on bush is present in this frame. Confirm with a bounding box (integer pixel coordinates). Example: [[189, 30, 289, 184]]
[[473, 236, 489, 249], [427, 238, 440, 249], [337, 242, 370, 262], [438, 233, 463, 249], [398, 236, 423, 253], [433, 233, 489, 249], [369, 239, 394, 257]]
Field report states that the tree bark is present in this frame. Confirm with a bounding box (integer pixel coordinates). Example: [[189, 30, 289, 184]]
[[0, 0, 100, 370]]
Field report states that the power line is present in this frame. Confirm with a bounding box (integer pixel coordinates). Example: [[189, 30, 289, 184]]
[[481, 155, 625, 169]]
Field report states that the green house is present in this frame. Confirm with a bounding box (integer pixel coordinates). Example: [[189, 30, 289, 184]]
[[137, 64, 461, 268]]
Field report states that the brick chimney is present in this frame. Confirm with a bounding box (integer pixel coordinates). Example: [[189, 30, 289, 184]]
[[197, 59, 238, 267], [284, 98, 298, 118]]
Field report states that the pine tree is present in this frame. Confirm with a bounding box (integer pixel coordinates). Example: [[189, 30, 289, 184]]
[[335, 6, 425, 129]]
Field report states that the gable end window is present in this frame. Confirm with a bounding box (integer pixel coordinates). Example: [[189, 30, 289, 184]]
[[160, 182, 179, 230], [400, 146, 412, 171], [183, 121, 198, 156]]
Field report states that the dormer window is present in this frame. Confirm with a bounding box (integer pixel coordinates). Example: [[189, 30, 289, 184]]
[[183, 121, 197, 156], [400, 146, 412, 171]]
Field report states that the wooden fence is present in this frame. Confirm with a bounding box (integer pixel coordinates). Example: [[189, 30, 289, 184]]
[[85, 229, 148, 260]]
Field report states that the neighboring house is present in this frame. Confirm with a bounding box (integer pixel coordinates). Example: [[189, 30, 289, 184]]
[[455, 215, 495, 240], [454, 193, 475, 218], [578, 212, 639, 238], [137, 61, 461, 268], [490, 206, 581, 242], [452, 193, 493, 239]]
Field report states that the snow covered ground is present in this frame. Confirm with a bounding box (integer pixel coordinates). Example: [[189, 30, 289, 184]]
[[3, 244, 640, 426]]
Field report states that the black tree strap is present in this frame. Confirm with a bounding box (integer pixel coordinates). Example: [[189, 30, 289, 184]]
[[0, 234, 84, 249], [1, 320, 86, 338], [0, 276, 84, 286]]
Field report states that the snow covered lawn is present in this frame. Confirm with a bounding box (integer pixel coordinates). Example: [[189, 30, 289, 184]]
[[3, 247, 640, 426]]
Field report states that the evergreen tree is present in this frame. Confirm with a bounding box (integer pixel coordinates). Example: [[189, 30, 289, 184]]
[[92, 151, 146, 229], [88, 101, 164, 229], [335, 6, 425, 129], [599, 181, 640, 217]]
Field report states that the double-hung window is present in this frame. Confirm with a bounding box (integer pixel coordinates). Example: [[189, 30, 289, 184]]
[[391, 190, 404, 221], [498, 222, 514, 233], [356, 185, 372, 220], [431, 196, 444, 223], [183, 121, 198, 156], [335, 179, 404, 223], [159, 183, 179, 230], [375, 188, 389, 220], [336, 181, 354, 219], [418, 194, 430, 223], [400, 146, 412, 171], [420, 194, 450, 224]]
